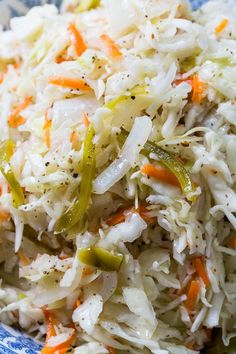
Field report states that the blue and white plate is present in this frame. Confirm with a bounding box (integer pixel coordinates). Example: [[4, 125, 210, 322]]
[[0, 0, 208, 353], [0, 323, 42, 353]]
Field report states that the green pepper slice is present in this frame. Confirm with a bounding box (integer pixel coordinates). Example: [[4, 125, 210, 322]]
[[78, 247, 123, 271], [54, 125, 96, 233], [76, 0, 100, 12], [0, 140, 24, 208], [118, 129, 196, 202]]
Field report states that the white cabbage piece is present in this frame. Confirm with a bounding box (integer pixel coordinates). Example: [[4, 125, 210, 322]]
[[10, 5, 58, 40], [0, 298, 44, 329], [20, 254, 73, 282], [52, 96, 100, 128], [138, 248, 170, 276], [104, 0, 142, 36], [204, 292, 225, 328], [100, 320, 163, 352], [73, 294, 103, 335], [47, 327, 75, 347], [74, 342, 109, 354], [123, 287, 157, 329], [99, 272, 117, 302], [93, 116, 152, 194], [167, 346, 197, 354], [98, 213, 147, 247]]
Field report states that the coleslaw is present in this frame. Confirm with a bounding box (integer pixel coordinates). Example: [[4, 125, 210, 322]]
[[0, 0, 236, 353]]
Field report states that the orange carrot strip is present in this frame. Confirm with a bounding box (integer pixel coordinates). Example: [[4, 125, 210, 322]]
[[192, 74, 206, 105], [227, 236, 236, 249], [59, 254, 70, 260], [76, 299, 81, 308], [0, 209, 11, 222], [68, 22, 87, 57], [141, 163, 180, 187], [48, 76, 92, 91], [185, 280, 200, 311], [41, 310, 76, 354], [100, 34, 122, 58], [174, 77, 194, 88], [18, 250, 30, 267], [70, 130, 79, 150], [41, 332, 76, 354], [215, 19, 229, 35], [106, 206, 133, 226], [43, 112, 52, 149], [186, 342, 196, 350], [13, 62, 21, 70], [8, 97, 32, 128], [73, 298, 81, 310], [193, 257, 210, 287], [44, 311, 56, 340], [106, 347, 116, 354], [0, 73, 4, 84], [106, 204, 155, 226], [82, 267, 93, 276], [82, 112, 90, 127], [55, 55, 70, 64], [137, 204, 156, 224]]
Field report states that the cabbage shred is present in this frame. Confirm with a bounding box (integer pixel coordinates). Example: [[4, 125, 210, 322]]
[[0, 0, 235, 353]]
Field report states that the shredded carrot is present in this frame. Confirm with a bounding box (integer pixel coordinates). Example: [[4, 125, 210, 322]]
[[106, 206, 133, 226], [8, 97, 32, 128], [106, 203, 155, 226], [215, 18, 229, 35], [73, 298, 82, 310], [70, 130, 79, 150], [227, 236, 236, 249], [41, 310, 76, 354], [48, 76, 92, 91], [186, 342, 196, 350], [175, 75, 205, 105], [0, 185, 2, 196], [13, 61, 21, 70], [41, 332, 76, 354], [43, 112, 52, 149], [82, 267, 93, 276], [141, 163, 180, 187], [59, 255, 70, 260], [43, 310, 57, 339], [106, 347, 116, 354], [55, 55, 70, 64], [137, 204, 156, 224], [18, 250, 30, 267], [41, 333, 76, 354], [68, 22, 87, 57], [0, 209, 11, 222], [82, 112, 90, 127], [185, 280, 200, 311], [0, 72, 4, 84], [100, 34, 122, 58], [76, 299, 81, 308], [174, 77, 194, 88], [193, 257, 210, 287], [192, 74, 206, 105]]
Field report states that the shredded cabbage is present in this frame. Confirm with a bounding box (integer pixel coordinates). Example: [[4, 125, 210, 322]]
[[0, 0, 235, 353]]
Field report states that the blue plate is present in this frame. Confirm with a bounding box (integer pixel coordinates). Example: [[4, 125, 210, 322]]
[[0, 0, 208, 353]]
